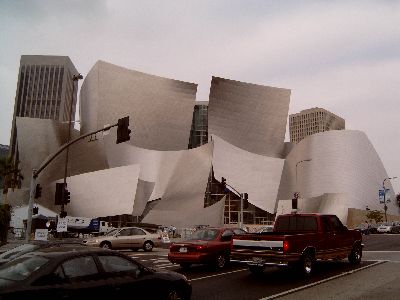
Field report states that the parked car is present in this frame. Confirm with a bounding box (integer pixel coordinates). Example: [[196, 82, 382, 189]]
[[377, 222, 400, 234], [0, 241, 85, 266], [82, 226, 162, 251], [0, 247, 191, 299], [231, 213, 362, 276], [168, 227, 247, 270]]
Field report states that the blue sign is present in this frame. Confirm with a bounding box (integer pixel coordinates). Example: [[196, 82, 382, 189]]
[[379, 189, 385, 203]]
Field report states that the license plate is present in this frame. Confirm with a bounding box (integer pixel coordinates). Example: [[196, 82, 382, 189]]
[[179, 247, 187, 253], [252, 257, 264, 264]]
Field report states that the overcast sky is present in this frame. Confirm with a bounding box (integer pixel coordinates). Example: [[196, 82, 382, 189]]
[[0, 0, 399, 193]]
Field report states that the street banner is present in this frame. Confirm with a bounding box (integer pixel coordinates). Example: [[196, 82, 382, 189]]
[[379, 189, 385, 203]]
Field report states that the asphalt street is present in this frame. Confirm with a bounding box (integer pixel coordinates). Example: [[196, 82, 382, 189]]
[[122, 234, 400, 300], [1, 234, 399, 299]]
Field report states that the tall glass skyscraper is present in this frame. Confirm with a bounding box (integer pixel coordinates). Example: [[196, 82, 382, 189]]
[[188, 101, 208, 149]]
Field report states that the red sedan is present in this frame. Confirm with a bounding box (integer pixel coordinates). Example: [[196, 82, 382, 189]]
[[168, 227, 247, 269]]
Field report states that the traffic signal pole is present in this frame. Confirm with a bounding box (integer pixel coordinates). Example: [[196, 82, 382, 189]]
[[25, 117, 130, 241]]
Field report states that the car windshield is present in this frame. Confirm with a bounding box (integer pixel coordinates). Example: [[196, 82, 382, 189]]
[[0, 256, 49, 281], [257, 226, 273, 233], [187, 229, 219, 241], [0, 244, 41, 260], [381, 223, 391, 226]]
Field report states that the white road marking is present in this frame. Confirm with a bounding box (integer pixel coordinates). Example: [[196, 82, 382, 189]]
[[363, 250, 400, 253], [188, 269, 248, 282], [259, 261, 385, 300]]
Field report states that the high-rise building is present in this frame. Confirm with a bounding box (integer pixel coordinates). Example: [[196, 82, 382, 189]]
[[289, 107, 345, 144], [188, 101, 208, 149], [0, 144, 10, 190], [9, 55, 79, 161]]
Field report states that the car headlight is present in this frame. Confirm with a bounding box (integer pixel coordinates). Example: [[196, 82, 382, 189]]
[[95, 240, 99, 243]]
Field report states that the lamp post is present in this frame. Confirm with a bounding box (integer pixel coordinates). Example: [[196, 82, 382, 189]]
[[383, 176, 397, 222], [61, 74, 83, 216]]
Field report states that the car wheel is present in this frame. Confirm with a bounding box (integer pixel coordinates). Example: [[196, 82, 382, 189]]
[[179, 263, 191, 269], [143, 241, 153, 252], [348, 244, 362, 265], [299, 252, 314, 277], [166, 288, 180, 300], [100, 241, 112, 249], [248, 265, 264, 275], [214, 254, 227, 269]]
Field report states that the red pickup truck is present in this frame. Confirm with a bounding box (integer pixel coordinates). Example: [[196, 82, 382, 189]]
[[231, 213, 362, 276]]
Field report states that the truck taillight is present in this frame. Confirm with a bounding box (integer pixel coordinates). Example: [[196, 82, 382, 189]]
[[196, 245, 204, 251], [283, 240, 289, 253]]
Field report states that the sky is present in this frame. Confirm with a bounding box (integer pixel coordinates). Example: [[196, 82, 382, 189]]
[[0, 0, 399, 193]]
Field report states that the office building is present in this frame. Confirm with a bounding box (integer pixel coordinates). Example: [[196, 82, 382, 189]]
[[9, 55, 79, 163], [188, 101, 208, 149], [289, 107, 345, 144]]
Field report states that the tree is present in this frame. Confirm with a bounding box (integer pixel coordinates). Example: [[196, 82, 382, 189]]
[[0, 204, 11, 245], [0, 156, 24, 204], [366, 209, 384, 224]]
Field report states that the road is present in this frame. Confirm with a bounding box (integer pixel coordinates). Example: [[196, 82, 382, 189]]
[[122, 234, 400, 300]]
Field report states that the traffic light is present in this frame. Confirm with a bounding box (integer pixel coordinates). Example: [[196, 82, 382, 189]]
[[243, 192, 249, 209], [55, 183, 65, 205], [64, 189, 71, 204], [32, 206, 39, 215], [34, 184, 42, 199], [292, 192, 299, 210], [117, 116, 131, 144], [221, 177, 226, 191]]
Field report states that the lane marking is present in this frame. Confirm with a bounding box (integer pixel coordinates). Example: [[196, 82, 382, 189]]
[[155, 263, 175, 267], [363, 250, 400, 253], [188, 269, 248, 282], [260, 261, 386, 300]]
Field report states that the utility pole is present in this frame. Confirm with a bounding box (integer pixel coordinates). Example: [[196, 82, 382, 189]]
[[25, 117, 131, 241]]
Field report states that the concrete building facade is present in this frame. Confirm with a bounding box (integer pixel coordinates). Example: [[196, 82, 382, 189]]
[[9, 55, 79, 165], [289, 107, 345, 144]]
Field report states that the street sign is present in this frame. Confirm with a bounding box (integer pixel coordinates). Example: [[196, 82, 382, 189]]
[[57, 218, 68, 232], [35, 229, 48, 241]]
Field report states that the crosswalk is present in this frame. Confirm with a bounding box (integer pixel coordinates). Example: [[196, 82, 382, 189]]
[[123, 251, 178, 269]]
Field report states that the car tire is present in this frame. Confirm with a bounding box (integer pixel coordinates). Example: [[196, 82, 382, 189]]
[[166, 288, 180, 300], [214, 254, 227, 269], [100, 241, 112, 249], [348, 244, 362, 265], [180, 263, 191, 269], [299, 252, 314, 277], [248, 265, 264, 275], [143, 241, 153, 252]]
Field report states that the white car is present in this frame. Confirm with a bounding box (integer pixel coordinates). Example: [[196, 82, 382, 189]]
[[377, 222, 400, 234], [82, 226, 162, 251]]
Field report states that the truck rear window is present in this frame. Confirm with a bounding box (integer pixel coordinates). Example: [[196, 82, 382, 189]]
[[275, 216, 318, 232]]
